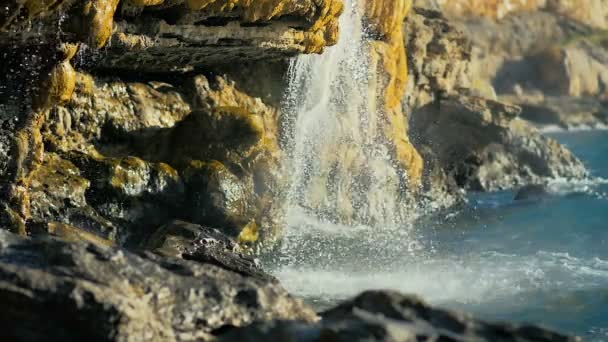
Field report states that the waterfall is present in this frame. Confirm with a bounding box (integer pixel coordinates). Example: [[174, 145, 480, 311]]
[[282, 0, 411, 227]]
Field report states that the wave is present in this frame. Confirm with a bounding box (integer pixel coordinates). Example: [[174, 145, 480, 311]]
[[273, 251, 608, 308], [545, 176, 608, 199], [539, 123, 608, 134]]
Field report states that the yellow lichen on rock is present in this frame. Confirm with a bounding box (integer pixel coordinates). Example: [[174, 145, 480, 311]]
[[364, 0, 423, 185], [127, 0, 166, 6], [81, 0, 122, 49], [34, 43, 79, 110], [185, 0, 343, 53], [238, 220, 260, 244]]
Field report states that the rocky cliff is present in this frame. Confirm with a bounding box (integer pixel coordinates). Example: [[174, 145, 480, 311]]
[[423, 0, 608, 130], [403, 5, 588, 196], [0, 0, 343, 245], [0, 0, 590, 340]]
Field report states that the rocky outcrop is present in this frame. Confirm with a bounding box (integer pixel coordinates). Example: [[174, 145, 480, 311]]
[[411, 94, 587, 191], [405, 7, 589, 193], [434, 0, 608, 29], [403, 7, 472, 111], [219, 290, 578, 342], [0, 230, 316, 341], [0, 230, 578, 341], [430, 0, 608, 130], [1, 0, 343, 70], [0, 70, 286, 245], [0, 0, 343, 244]]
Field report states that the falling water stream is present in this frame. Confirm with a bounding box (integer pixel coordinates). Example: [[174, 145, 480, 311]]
[[271, 1, 608, 340], [281, 0, 412, 227]]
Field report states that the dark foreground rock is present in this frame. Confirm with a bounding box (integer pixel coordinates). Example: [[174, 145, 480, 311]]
[[0, 230, 316, 341], [219, 291, 579, 342], [0, 229, 580, 341]]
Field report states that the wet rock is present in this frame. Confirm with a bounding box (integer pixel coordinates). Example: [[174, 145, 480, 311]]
[[411, 94, 588, 191], [145, 220, 273, 280], [218, 290, 578, 342], [0, 230, 317, 341], [25, 152, 119, 241], [183, 160, 255, 236], [16, 72, 285, 245], [320, 291, 578, 341]]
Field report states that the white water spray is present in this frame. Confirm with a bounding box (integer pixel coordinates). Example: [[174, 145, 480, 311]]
[[282, 0, 411, 227]]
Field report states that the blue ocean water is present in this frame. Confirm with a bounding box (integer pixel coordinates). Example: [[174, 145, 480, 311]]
[[271, 130, 608, 340]]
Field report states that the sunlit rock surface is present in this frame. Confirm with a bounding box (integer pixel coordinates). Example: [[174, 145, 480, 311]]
[[364, 0, 423, 186], [426, 0, 608, 130], [429, 0, 608, 29], [0, 0, 317, 243]]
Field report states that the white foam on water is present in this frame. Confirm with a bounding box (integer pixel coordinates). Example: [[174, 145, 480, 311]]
[[274, 250, 608, 307], [546, 177, 608, 199], [539, 123, 608, 134]]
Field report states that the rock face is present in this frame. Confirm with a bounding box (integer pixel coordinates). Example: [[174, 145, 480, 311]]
[[1, 69, 286, 245], [432, 0, 608, 130], [218, 290, 578, 342], [411, 94, 587, 191], [0, 0, 344, 245], [0, 230, 316, 341], [364, 0, 424, 186], [405, 6, 590, 194], [435, 0, 608, 29]]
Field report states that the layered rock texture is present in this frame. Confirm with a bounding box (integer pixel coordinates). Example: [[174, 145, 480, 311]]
[[0, 0, 346, 245]]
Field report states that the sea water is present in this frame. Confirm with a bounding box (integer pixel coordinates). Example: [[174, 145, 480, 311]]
[[270, 130, 608, 340]]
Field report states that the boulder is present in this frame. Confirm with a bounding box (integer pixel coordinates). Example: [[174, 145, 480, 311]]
[[218, 290, 579, 342], [144, 220, 273, 281], [410, 94, 588, 191], [0, 230, 316, 341]]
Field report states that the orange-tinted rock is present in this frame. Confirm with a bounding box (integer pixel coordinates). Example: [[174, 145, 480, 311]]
[[364, 0, 423, 185]]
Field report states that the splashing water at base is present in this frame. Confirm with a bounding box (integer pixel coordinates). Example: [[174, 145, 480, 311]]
[[277, 0, 608, 338], [268, 130, 608, 340]]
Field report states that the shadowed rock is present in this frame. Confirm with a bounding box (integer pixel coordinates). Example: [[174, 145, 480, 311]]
[[0, 230, 316, 341], [218, 290, 579, 342], [411, 94, 588, 191], [145, 220, 274, 281]]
